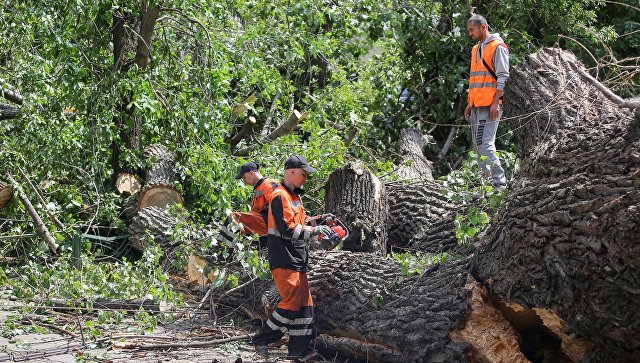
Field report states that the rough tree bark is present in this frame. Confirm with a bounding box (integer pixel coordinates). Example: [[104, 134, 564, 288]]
[[128, 206, 181, 253], [387, 128, 459, 250], [324, 163, 388, 254], [393, 128, 434, 182], [222, 48, 639, 363], [136, 144, 183, 212], [472, 47, 640, 363]]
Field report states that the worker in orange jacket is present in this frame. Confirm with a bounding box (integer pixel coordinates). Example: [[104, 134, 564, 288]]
[[252, 155, 333, 359], [219, 161, 278, 247], [464, 14, 509, 191]]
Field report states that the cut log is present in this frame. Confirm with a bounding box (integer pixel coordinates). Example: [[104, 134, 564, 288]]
[[387, 180, 457, 249], [136, 182, 184, 211], [128, 206, 181, 252], [393, 128, 434, 182], [115, 172, 142, 195], [324, 162, 388, 254], [0, 181, 13, 208], [472, 47, 640, 362], [136, 144, 183, 211]]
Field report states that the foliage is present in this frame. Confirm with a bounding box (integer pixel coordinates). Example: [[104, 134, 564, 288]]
[[440, 150, 519, 244], [391, 251, 454, 277], [5, 245, 182, 304]]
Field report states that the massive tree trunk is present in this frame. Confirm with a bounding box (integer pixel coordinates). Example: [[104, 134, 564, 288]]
[[472, 47, 640, 363], [324, 163, 388, 254], [221, 48, 640, 363]]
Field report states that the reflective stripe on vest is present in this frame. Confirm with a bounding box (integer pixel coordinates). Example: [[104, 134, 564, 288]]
[[468, 40, 506, 107]]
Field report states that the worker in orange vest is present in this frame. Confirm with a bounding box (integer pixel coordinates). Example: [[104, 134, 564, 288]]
[[252, 155, 333, 359], [218, 161, 278, 248], [464, 14, 509, 191]]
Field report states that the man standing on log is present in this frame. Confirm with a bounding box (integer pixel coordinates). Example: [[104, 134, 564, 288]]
[[219, 161, 278, 247], [252, 155, 333, 359], [464, 14, 509, 191]]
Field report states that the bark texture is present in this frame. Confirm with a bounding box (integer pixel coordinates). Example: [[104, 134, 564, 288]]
[[324, 163, 388, 254], [393, 128, 434, 182], [472, 47, 640, 363], [136, 144, 183, 211], [128, 206, 181, 253], [387, 180, 457, 249]]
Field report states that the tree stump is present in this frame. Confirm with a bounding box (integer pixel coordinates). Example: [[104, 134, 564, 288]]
[[473, 47, 640, 362], [324, 162, 388, 254], [136, 144, 183, 211], [0, 181, 13, 208]]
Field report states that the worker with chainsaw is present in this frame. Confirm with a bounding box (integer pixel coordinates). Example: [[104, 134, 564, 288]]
[[218, 161, 278, 247], [464, 14, 509, 191], [252, 154, 334, 359]]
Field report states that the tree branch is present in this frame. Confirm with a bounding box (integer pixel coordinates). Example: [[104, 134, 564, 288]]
[[5, 174, 59, 254], [234, 110, 307, 156], [437, 126, 457, 161], [134, 3, 160, 69], [575, 66, 640, 109], [227, 116, 256, 150]]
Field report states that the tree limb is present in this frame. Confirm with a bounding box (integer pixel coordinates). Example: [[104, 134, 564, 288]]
[[1, 88, 23, 105], [437, 126, 458, 161], [16, 165, 65, 230], [134, 3, 160, 69], [575, 66, 640, 109], [234, 110, 307, 156], [227, 116, 256, 150], [5, 174, 59, 254], [260, 71, 291, 136]]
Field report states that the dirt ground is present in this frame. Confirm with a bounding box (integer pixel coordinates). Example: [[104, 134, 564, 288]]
[[0, 300, 351, 363]]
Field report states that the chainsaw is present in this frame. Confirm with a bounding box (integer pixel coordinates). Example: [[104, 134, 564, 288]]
[[316, 216, 350, 250]]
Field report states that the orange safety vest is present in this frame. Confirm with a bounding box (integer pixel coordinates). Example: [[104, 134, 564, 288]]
[[251, 178, 278, 214], [230, 177, 278, 236], [468, 40, 507, 107], [267, 183, 313, 272]]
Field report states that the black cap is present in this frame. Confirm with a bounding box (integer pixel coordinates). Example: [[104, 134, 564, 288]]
[[284, 154, 317, 173], [236, 161, 259, 179]]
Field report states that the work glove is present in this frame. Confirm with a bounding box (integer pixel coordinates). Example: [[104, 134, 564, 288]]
[[312, 225, 333, 237], [316, 213, 336, 225]]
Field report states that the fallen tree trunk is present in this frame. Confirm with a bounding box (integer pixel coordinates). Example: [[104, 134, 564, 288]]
[[222, 48, 639, 362], [472, 47, 640, 363], [324, 162, 388, 254], [387, 180, 457, 250], [128, 206, 182, 253], [393, 128, 434, 182]]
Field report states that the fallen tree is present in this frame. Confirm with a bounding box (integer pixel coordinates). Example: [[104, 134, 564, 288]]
[[219, 48, 640, 363]]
